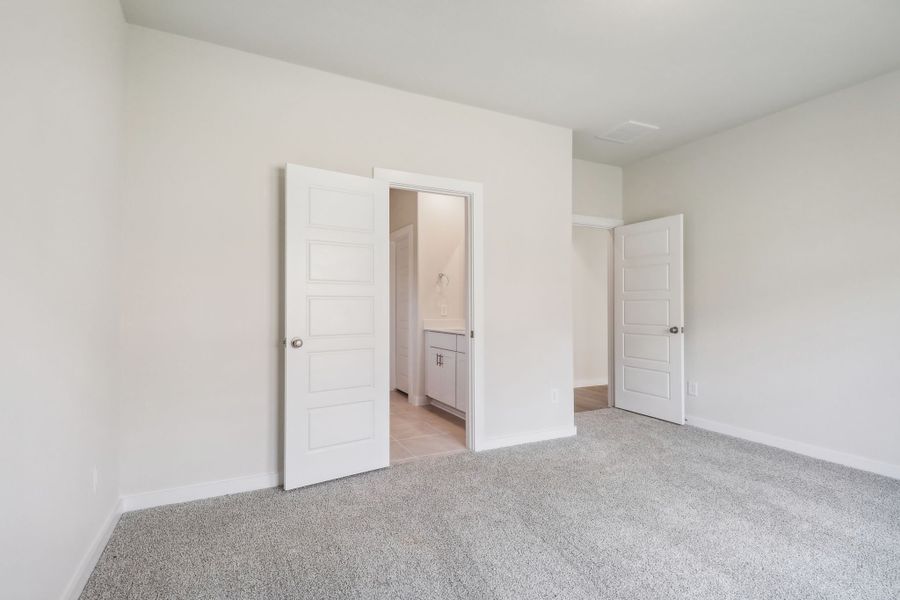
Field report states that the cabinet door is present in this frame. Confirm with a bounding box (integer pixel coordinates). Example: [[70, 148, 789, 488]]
[[455, 352, 468, 414], [426, 347, 456, 405]]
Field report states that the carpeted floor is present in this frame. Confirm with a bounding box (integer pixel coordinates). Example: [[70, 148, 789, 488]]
[[81, 409, 900, 600]]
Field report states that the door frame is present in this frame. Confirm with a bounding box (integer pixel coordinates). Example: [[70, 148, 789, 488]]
[[572, 214, 623, 408], [375, 168, 485, 451], [389, 224, 416, 395]]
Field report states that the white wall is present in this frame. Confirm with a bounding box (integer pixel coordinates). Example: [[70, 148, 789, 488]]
[[0, 1, 125, 598], [624, 69, 900, 475], [418, 192, 467, 324], [573, 158, 622, 218], [389, 188, 417, 233], [120, 26, 574, 495]]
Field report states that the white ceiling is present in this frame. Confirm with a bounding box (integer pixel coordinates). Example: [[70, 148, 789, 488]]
[[120, 0, 900, 165]]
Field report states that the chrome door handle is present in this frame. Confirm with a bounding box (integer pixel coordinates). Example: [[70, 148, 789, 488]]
[[290, 338, 303, 348]]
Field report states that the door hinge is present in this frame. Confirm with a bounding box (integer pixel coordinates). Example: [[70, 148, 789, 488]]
[[470, 330, 475, 338]]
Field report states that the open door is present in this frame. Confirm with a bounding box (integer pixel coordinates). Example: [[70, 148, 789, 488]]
[[613, 215, 684, 424], [284, 164, 390, 489]]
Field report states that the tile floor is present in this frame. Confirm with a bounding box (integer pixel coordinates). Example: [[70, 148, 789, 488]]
[[390, 390, 466, 464]]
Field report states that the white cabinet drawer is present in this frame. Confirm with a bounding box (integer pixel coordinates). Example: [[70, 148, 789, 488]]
[[426, 331, 457, 351], [456, 334, 468, 353]]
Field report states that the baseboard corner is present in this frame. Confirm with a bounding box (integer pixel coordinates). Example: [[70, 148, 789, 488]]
[[61, 499, 121, 600]]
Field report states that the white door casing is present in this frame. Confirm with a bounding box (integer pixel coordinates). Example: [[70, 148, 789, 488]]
[[390, 225, 414, 394], [284, 164, 390, 490], [613, 214, 685, 424]]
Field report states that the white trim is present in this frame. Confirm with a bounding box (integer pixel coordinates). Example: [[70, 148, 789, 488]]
[[389, 238, 396, 389], [687, 416, 900, 480], [573, 214, 623, 229], [374, 168, 485, 452], [61, 500, 122, 600], [390, 224, 416, 396], [120, 472, 281, 513], [480, 426, 577, 451], [574, 377, 609, 388]]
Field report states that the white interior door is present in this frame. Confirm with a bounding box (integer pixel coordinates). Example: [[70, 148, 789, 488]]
[[613, 215, 684, 424], [391, 226, 413, 394], [284, 164, 389, 490]]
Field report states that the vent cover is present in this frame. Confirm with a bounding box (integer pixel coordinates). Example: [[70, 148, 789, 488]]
[[595, 121, 660, 144]]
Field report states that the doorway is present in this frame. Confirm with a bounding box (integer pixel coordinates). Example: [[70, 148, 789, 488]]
[[570, 213, 687, 424], [388, 188, 470, 463], [283, 165, 484, 490], [573, 223, 614, 413]]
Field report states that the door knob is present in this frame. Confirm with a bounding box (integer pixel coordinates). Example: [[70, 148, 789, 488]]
[[669, 326, 679, 334], [290, 338, 303, 348]]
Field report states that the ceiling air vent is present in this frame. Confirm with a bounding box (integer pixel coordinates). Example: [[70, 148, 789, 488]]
[[595, 120, 660, 144]]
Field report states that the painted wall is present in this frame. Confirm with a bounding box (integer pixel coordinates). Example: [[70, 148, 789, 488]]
[[0, 1, 125, 598], [120, 26, 574, 495], [573, 158, 622, 218], [418, 193, 467, 325], [572, 159, 621, 388], [389, 188, 417, 233], [624, 69, 900, 474]]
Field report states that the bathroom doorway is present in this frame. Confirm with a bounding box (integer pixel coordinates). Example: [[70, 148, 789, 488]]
[[381, 169, 483, 463]]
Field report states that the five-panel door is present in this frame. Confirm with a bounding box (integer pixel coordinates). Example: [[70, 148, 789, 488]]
[[284, 164, 390, 490]]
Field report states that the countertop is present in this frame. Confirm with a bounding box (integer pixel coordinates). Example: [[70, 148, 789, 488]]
[[424, 327, 466, 335]]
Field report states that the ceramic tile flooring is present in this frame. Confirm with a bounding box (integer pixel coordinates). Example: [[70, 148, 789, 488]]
[[390, 390, 467, 464]]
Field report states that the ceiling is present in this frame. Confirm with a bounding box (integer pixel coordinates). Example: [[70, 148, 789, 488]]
[[120, 0, 900, 165]]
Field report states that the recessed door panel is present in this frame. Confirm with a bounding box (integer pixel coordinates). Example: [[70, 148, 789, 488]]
[[308, 349, 374, 393], [309, 186, 374, 231], [624, 264, 669, 292], [623, 300, 669, 326], [624, 333, 669, 363], [308, 242, 374, 284], [624, 229, 669, 259], [308, 401, 374, 450], [623, 366, 670, 399], [308, 297, 374, 337]]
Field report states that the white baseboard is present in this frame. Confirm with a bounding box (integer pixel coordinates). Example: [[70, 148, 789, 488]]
[[574, 377, 608, 388], [62, 499, 122, 600], [120, 471, 281, 513], [479, 425, 577, 451], [687, 415, 900, 480]]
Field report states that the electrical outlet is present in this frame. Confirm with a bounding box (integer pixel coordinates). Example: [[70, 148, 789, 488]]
[[551, 388, 559, 404], [91, 467, 99, 494], [440, 304, 448, 316], [687, 381, 699, 397]]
